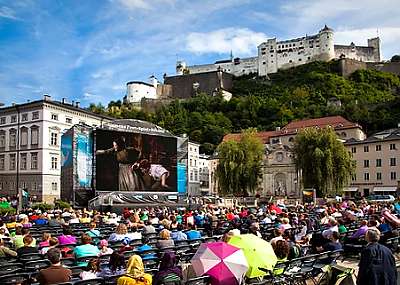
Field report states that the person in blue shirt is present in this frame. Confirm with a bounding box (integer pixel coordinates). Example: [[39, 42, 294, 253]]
[[186, 224, 202, 240], [136, 237, 156, 260], [194, 212, 205, 227], [34, 215, 48, 226], [171, 224, 187, 241], [85, 222, 101, 244], [73, 234, 100, 266]]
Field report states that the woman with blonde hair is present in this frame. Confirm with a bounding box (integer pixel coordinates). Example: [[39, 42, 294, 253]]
[[156, 229, 174, 249], [109, 223, 137, 242], [117, 255, 152, 285]]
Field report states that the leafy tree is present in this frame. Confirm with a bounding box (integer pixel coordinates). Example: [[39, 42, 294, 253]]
[[391, 55, 400, 62], [216, 129, 264, 196], [293, 127, 355, 197]]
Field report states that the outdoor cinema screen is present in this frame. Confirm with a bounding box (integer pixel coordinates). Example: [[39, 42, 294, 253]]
[[95, 129, 177, 192]]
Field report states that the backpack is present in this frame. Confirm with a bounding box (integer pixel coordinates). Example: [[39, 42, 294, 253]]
[[160, 273, 182, 285]]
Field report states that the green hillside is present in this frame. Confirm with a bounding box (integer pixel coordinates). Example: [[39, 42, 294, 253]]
[[90, 60, 400, 154]]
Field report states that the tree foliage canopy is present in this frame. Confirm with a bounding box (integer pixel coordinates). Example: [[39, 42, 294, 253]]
[[216, 129, 264, 196], [293, 127, 355, 197]]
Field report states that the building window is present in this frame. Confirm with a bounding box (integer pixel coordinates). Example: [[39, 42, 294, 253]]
[[390, 157, 396, 166], [51, 156, 58, 170], [51, 182, 57, 192], [391, 172, 397, 180], [66, 118, 72, 124], [0, 131, 5, 148], [0, 117, 5, 125], [20, 127, 28, 146], [364, 172, 369, 181], [0, 155, 4, 170], [376, 172, 382, 180], [190, 159, 192, 167], [11, 115, 17, 123], [20, 153, 27, 170], [9, 129, 16, 147], [376, 159, 382, 167], [9, 154, 16, 170], [351, 147, 356, 153], [21, 113, 28, 121], [390, 143, 396, 150], [31, 127, 39, 145], [50, 132, 58, 146], [364, 160, 369, 168], [194, 170, 198, 181], [31, 152, 38, 169], [51, 114, 58, 121], [190, 171, 193, 181], [376, 145, 381, 151], [32, 182, 37, 191], [351, 174, 356, 181], [32, 111, 39, 120], [363, 146, 369, 152]]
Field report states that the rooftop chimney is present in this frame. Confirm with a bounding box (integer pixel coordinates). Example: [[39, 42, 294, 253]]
[[275, 127, 281, 131], [43, 94, 51, 101], [75, 101, 80, 108], [72, 100, 75, 106], [62, 98, 66, 104]]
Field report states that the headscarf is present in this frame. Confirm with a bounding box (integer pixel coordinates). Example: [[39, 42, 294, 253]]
[[126, 255, 145, 279]]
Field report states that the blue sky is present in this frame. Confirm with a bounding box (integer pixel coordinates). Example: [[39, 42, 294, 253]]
[[0, 0, 399, 106]]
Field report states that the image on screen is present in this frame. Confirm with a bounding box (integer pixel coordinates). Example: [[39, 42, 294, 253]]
[[95, 129, 177, 192]]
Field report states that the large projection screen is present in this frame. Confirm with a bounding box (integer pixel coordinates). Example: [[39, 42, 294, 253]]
[[95, 129, 177, 193]]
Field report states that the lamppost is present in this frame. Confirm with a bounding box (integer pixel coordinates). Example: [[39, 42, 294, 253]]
[[15, 105, 22, 212]]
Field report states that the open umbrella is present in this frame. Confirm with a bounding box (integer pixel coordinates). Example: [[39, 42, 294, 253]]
[[191, 241, 248, 285], [228, 234, 277, 278]]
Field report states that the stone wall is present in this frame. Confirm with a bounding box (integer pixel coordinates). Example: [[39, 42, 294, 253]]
[[368, 62, 400, 76]]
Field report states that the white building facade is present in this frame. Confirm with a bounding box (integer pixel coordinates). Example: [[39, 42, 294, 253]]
[[188, 141, 200, 196], [124, 80, 158, 104], [179, 25, 380, 77], [0, 96, 111, 203]]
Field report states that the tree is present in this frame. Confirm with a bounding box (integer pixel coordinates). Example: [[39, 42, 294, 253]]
[[293, 127, 355, 197], [216, 129, 264, 196], [391, 55, 400, 62]]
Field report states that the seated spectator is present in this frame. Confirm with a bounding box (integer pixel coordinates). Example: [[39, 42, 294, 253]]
[[48, 214, 65, 227], [351, 220, 368, 239], [41, 237, 59, 255], [39, 232, 51, 248], [12, 226, 24, 248], [136, 237, 157, 260], [142, 220, 156, 235], [34, 214, 48, 226], [171, 223, 187, 241], [270, 229, 284, 248], [6, 216, 18, 230], [279, 218, 292, 231], [117, 255, 152, 285], [17, 234, 38, 256], [322, 218, 338, 239], [80, 258, 100, 280], [0, 238, 17, 257], [58, 226, 77, 245], [98, 251, 126, 277], [85, 222, 101, 244], [130, 225, 142, 240], [186, 224, 202, 240], [37, 248, 72, 285], [153, 251, 182, 285], [68, 213, 80, 224], [249, 222, 262, 238], [109, 224, 136, 242], [74, 234, 100, 265], [20, 216, 32, 228], [98, 239, 113, 256], [273, 240, 290, 275], [119, 237, 134, 253], [337, 219, 348, 234], [0, 228, 8, 239], [156, 229, 175, 249], [378, 218, 392, 234], [79, 213, 91, 224], [319, 231, 342, 252]]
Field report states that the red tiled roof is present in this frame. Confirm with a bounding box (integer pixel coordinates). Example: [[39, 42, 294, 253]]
[[282, 116, 358, 131]]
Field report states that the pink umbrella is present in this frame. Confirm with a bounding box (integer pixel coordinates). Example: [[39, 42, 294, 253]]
[[191, 241, 248, 285]]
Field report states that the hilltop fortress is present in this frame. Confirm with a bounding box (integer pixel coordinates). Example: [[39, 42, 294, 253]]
[[177, 25, 380, 77]]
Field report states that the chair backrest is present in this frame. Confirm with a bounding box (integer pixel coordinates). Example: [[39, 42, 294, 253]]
[[159, 273, 182, 285], [186, 276, 211, 285], [74, 277, 105, 285], [25, 260, 51, 271], [20, 253, 43, 263], [0, 263, 24, 275], [0, 272, 30, 284]]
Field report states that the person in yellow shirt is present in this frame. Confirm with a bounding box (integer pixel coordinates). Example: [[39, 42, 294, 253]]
[[118, 255, 152, 285], [79, 213, 91, 224]]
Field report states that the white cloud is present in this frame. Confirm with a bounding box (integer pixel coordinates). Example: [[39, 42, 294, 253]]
[[186, 28, 268, 56], [0, 6, 19, 20], [119, 0, 150, 10]]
